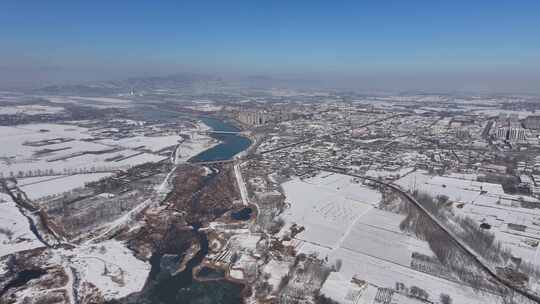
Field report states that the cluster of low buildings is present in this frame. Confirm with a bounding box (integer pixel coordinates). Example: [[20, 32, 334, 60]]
[[236, 97, 540, 202]]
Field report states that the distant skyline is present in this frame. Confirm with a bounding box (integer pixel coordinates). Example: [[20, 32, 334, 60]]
[[1, 0, 540, 93]]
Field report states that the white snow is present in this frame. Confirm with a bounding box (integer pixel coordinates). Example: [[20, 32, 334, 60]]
[[395, 170, 506, 204], [281, 173, 381, 249], [320, 272, 375, 304], [330, 248, 501, 304], [281, 172, 504, 304], [184, 104, 223, 112], [97, 135, 181, 153], [47, 96, 132, 108], [234, 162, 249, 206], [229, 269, 244, 280], [365, 167, 415, 180], [174, 122, 219, 163], [20, 172, 113, 200], [67, 240, 150, 300], [0, 123, 167, 179], [339, 209, 434, 267], [261, 259, 290, 292], [0, 193, 43, 257], [396, 171, 540, 269], [0, 105, 65, 115]]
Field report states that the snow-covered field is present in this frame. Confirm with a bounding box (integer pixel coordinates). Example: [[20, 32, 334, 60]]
[[320, 272, 377, 304], [174, 123, 219, 163], [46, 96, 132, 108], [0, 123, 167, 179], [396, 171, 540, 268], [340, 209, 433, 267], [396, 171, 507, 204], [19, 172, 113, 200], [0, 105, 65, 115], [62, 240, 150, 300], [281, 173, 381, 250], [98, 135, 181, 153], [282, 172, 503, 304], [365, 167, 415, 180], [471, 109, 537, 118], [261, 259, 290, 292], [331, 246, 501, 304], [184, 104, 223, 112], [0, 194, 43, 257]]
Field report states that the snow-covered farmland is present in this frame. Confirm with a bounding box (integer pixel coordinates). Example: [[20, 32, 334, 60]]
[[339, 209, 433, 267], [396, 171, 507, 204], [281, 172, 505, 304], [97, 135, 181, 153], [330, 247, 501, 304], [0, 123, 167, 179], [261, 259, 290, 292], [396, 171, 540, 268], [0, 194, 43, 257], [46, 96, 132, 108], [319, 207, 500, 304], [174, 123, 219, 163], [320, 272, 377, 304], [0, 105, 65, 115], [19, 172, 113, 200], [281, 173, 381, 250], [63, 240, 150, 300], [184, 103, 223, 112]]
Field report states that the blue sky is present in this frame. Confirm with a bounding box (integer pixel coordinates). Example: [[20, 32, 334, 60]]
[[1, 1, 540, 91]]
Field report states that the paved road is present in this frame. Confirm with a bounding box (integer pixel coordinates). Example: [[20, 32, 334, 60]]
[[234, 161, 249, 206]]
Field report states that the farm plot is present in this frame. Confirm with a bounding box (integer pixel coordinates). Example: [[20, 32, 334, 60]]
[[0, 123, 167, 179], [0, 194, 43, 257], [397, 171, 540, 268], [19, 172, 113, 200], [281, 173, 380, 249], [340, 209, 434, 267]]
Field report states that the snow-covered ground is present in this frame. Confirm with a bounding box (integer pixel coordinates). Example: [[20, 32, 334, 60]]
[[0, 105, 65, 115], [320, 272, 377, 304], [339, 209, 433, 266], [174, 122, 219, 163], [396, 171, 540, 268], [331, 246, 501, 304], [0, 194, 43, 257], [261, 259, 290, 292], [19, 172, 113, 200], [365, 167, 415, 180], [234, 162, 249, 206], [184, 104, 223, 112], [46, 96, 132, 108], [281, 173, 381, 250], [396, 170, 507, 204], [97, 135, 181, 153], [62, 240, 150, 300], [281, 172, 504, 304], [0, 123, 167, 178], [471, 109, 537, 118]]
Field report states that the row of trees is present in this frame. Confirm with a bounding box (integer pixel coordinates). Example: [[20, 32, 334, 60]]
[[2, 165, 123, 179]]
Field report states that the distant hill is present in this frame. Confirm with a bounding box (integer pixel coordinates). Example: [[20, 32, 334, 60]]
[[33, 73, 223, 96]]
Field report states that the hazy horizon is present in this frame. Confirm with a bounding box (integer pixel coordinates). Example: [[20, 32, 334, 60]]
[[2, 1, 540, 93]]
